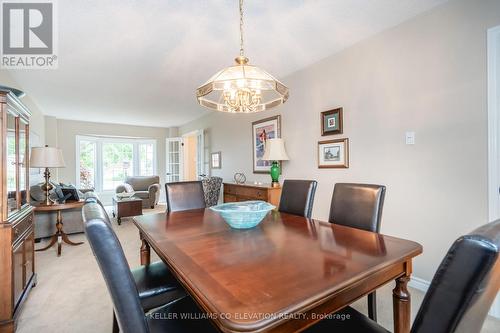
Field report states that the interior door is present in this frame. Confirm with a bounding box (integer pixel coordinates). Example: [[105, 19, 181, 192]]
[[166, 138, 183, 182], [196, 130, 207, 178]]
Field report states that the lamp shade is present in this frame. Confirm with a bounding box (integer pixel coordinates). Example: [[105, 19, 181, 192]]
[[262, 138, 289, 161], [30, 146, 66, 168]]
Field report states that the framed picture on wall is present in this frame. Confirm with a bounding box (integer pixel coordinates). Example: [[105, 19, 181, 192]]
[[211, 151, 221, 169], [318, 138, 349, 168], [321, 107, 343, 136], [252, 115, 281, 173]]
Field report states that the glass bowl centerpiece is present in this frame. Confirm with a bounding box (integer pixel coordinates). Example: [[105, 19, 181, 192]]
[[210, 200, 275, 229]]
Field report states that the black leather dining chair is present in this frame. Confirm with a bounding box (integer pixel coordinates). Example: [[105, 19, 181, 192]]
[[329, 183, 386, 321], [278, 179, 318, 218], [306, 219, 500, 333], [82, 200, 189, 333], [165, 181, 206, 212]]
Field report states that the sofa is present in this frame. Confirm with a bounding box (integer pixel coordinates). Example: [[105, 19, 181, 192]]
[[115, 176, 160, 209], [30, 184, 99, 240]]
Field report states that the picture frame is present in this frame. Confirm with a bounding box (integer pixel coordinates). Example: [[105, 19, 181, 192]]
[[252, 115, 281, 173], [318, 138, 349, 168], [321, 107, 343, 136], [211, 151, 221, 169]]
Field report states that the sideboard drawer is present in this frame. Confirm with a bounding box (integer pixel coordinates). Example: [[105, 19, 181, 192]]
[[224, 184, 237, 195], [223, 183, 281, 207], [12, 213, 33, 244]]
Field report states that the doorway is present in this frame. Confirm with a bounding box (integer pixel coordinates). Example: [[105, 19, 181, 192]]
[[183, 132, 198, 181], [166, 129, 206, 183]]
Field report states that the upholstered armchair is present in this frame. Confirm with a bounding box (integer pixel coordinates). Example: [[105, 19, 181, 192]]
[[116, 176, 160, 209]]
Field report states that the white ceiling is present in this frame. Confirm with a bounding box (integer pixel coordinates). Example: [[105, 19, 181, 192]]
[[6, 0, 447, 128]]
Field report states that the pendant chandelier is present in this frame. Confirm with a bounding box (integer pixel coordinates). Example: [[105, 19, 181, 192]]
[[196, 0, 289, 113]]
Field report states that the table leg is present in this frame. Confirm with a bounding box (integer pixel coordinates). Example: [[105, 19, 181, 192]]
[[393, 275, 411, 333], [140, 232, 150, 265], [36, 209, 83, 256]]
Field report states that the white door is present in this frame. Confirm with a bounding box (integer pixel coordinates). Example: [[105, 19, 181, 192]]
[[196, 129, 206, 178], [166, 138, 183, 182]]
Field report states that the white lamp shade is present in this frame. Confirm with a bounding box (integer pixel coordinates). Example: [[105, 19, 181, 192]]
[[262, 138, 290, 161], [30, 146, 66, 168]]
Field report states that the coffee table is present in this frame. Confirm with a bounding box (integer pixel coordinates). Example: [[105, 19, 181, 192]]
[[112, 195, 142, 225]]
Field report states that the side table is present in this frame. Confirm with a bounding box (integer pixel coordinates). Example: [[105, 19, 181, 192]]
[[34, 200, 84, 256]]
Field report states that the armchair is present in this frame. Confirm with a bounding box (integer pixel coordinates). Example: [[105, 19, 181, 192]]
[[116, 176, 160, 209]]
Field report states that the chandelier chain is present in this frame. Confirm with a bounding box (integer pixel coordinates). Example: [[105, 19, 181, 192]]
[[239, 0, 244, 57]]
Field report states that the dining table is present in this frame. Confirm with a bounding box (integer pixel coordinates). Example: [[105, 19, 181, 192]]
[[133, 208, 422, 333]]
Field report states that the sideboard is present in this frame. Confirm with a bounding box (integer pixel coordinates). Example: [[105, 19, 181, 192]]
[[223, 182, 281, 207]]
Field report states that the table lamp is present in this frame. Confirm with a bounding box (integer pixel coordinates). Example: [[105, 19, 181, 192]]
[[262, 138, 289, 187], [30, 145, 66, 205]]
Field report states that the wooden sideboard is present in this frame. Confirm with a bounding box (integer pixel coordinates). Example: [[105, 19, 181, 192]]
[[223, 182, 281, 207], [0, 88, 36, 333]]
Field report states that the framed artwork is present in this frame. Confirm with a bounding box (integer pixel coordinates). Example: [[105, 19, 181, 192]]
[[318, 138, 349, 168], [211, 151, 221, 169], [252, 115, 281, 173], [321, 107, 343, 136]]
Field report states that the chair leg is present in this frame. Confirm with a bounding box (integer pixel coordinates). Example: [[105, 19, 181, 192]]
[[112, 310, 119, 333], [368, 291, 377, 322]]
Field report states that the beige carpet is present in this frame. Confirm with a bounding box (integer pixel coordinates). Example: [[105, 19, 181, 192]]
[[17, 205, 500, 333]]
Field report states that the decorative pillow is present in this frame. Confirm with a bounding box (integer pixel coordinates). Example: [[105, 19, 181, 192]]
[[30, 185, 46, 202], [122, 183, 134, 193]]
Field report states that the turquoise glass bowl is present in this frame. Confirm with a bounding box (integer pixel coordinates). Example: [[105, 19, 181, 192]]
[[210, 201, 275, 229]]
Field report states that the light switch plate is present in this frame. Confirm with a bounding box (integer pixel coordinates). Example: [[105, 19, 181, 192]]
[[405, 131, 415, 145]]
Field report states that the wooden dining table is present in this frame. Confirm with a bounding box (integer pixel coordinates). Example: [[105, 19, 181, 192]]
[[133, 209, 422, 333]]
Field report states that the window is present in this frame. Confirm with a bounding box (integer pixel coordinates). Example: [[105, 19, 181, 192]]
[[76, 136, 156, 191], [139, 143, 154, 176], [79, 140, 96, 189], [102, 142, 133, 190]]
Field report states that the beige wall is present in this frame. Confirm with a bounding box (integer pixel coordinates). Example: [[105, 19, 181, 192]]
[[0, 71, 46, 144], [45, 118, 175, 199], [181, 0, 500, 282]]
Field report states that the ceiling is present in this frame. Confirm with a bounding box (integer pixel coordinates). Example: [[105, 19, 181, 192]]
[[6, 0, 447, 128]]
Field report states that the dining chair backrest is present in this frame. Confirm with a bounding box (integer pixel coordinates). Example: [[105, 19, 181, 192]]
[[201, 176, 223, 207], [411, 220, 500, 333], [83, 196, 111, 225], [278, 180, 318, 218], [328, 183, 386, 232], [165, 181, 206, 212], [82, 201, 149, 333]]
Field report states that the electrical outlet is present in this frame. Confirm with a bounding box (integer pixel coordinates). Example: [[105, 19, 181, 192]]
[[405, 131, 415, 145]]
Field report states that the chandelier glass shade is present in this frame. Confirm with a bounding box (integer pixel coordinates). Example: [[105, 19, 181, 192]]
[[196, 0, 289, 113]]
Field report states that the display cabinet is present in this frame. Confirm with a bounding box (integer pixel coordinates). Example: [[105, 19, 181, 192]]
[[0, 87, 35, 333]]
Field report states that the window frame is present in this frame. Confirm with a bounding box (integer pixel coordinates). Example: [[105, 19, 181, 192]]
[[76, 135, 157, 192]]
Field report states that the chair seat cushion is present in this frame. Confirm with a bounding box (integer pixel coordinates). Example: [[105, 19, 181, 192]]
[[147, 296, 218, 333], [305, 306, 389, 333], [134, 191, 150, 199], [131, 261, 186, 311]]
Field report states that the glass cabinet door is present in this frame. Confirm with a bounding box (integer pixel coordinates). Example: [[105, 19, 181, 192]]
[[6, 112, 18, 215], [19, 120, 28, 206]]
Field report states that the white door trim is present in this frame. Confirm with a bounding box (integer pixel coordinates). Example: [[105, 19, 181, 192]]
[[488, 25, 500, 222], [487, 25, 500, 319]]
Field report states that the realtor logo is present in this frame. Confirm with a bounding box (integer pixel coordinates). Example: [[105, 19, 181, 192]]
[[1, 0, 58, 69]]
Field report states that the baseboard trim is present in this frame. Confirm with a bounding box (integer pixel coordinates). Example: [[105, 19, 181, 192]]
[[409, 276, 500, 319]]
